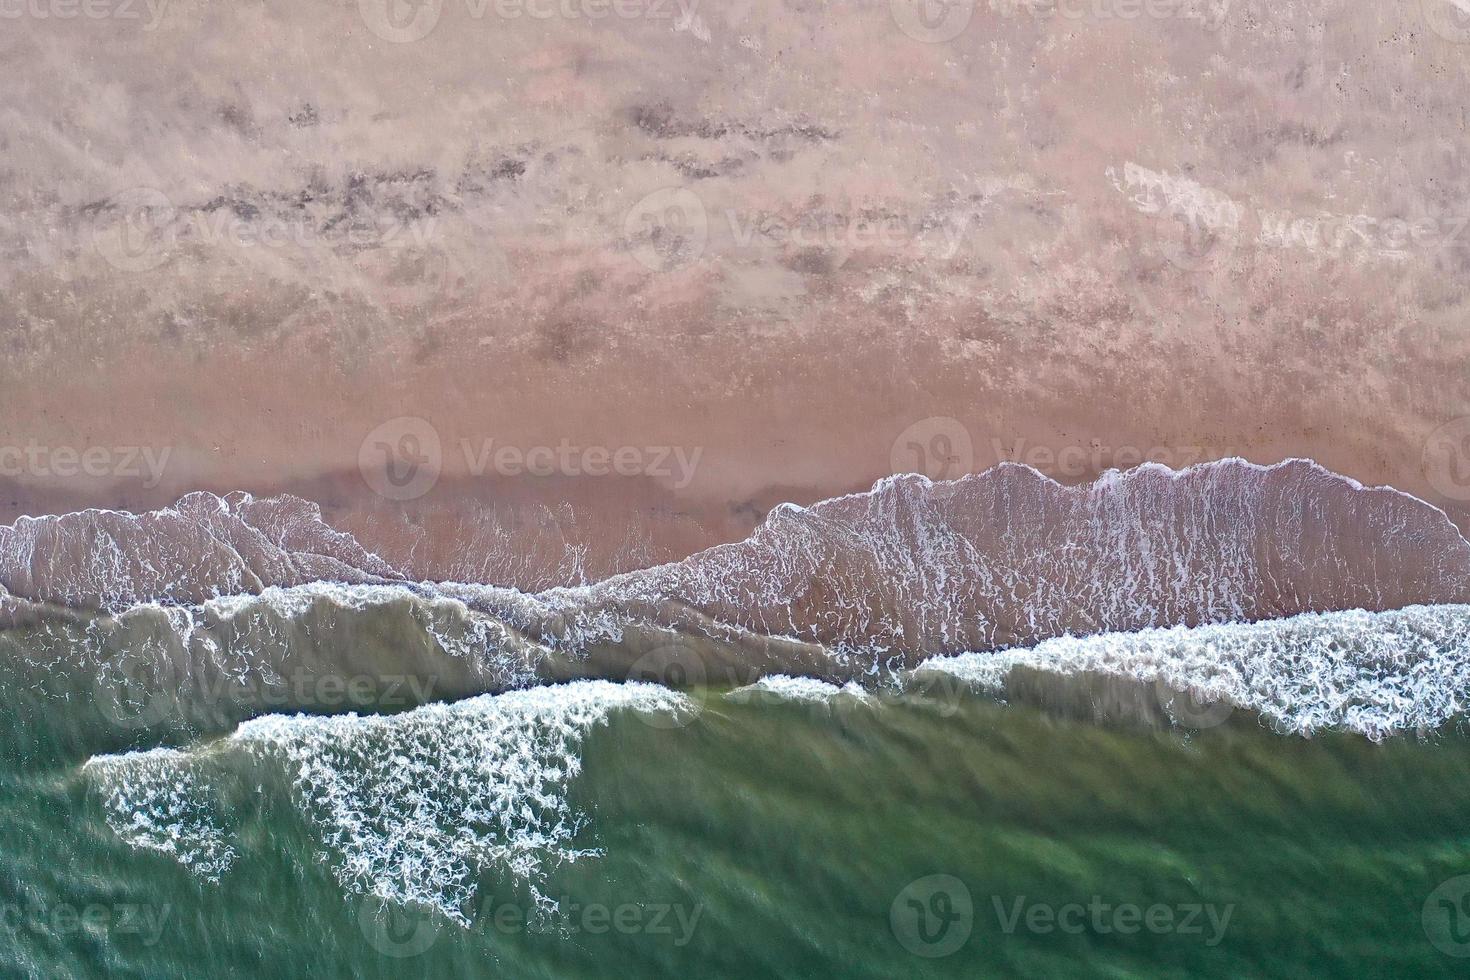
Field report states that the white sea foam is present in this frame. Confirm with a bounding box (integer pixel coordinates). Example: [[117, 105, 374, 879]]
[[84, 680, 690, 923], [80, 604, 1470, 932], [84, 746, 238, 881], [0, 491, 401, 610], [10, 459, 1470, 665], [456, 457, 1470, 660], [729, 675, 874, 706], [14, 582, 544, 727], [918, 604, 1470, 740]]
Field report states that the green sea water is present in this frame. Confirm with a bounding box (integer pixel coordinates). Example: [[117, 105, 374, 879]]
[[5, 671, 1470, 979]]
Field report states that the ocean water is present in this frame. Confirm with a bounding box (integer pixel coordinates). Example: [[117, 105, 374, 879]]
[[5, 462, 1470, 977], [5, 655, 1470, 977]]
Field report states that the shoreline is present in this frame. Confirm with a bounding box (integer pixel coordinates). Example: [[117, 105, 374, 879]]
[[4, 449, 1466, 590]]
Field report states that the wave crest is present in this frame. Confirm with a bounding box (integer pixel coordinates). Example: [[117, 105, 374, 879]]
[[919, 604, 1470, 740], [84, 680, 690, 923]]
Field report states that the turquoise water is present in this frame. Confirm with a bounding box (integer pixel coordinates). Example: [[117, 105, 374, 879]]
[[6, 666, 1470, 978]]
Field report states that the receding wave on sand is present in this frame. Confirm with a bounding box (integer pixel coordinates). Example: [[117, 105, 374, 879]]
[[5, 458, 1470, 624], [1, 458, 1466, 707]]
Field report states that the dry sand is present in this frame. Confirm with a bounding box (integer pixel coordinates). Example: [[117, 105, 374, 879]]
[[2, 0, 1468, 579]]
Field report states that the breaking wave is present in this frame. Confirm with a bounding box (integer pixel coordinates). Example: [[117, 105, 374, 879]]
[[916, 603, 1470, 741], [84, 681, 690, 924], [79, 603, 1470, 923]]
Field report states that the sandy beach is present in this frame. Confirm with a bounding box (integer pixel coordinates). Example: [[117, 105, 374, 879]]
[[10, 5, 1470, 976], [2, 0, 1468, 578]]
